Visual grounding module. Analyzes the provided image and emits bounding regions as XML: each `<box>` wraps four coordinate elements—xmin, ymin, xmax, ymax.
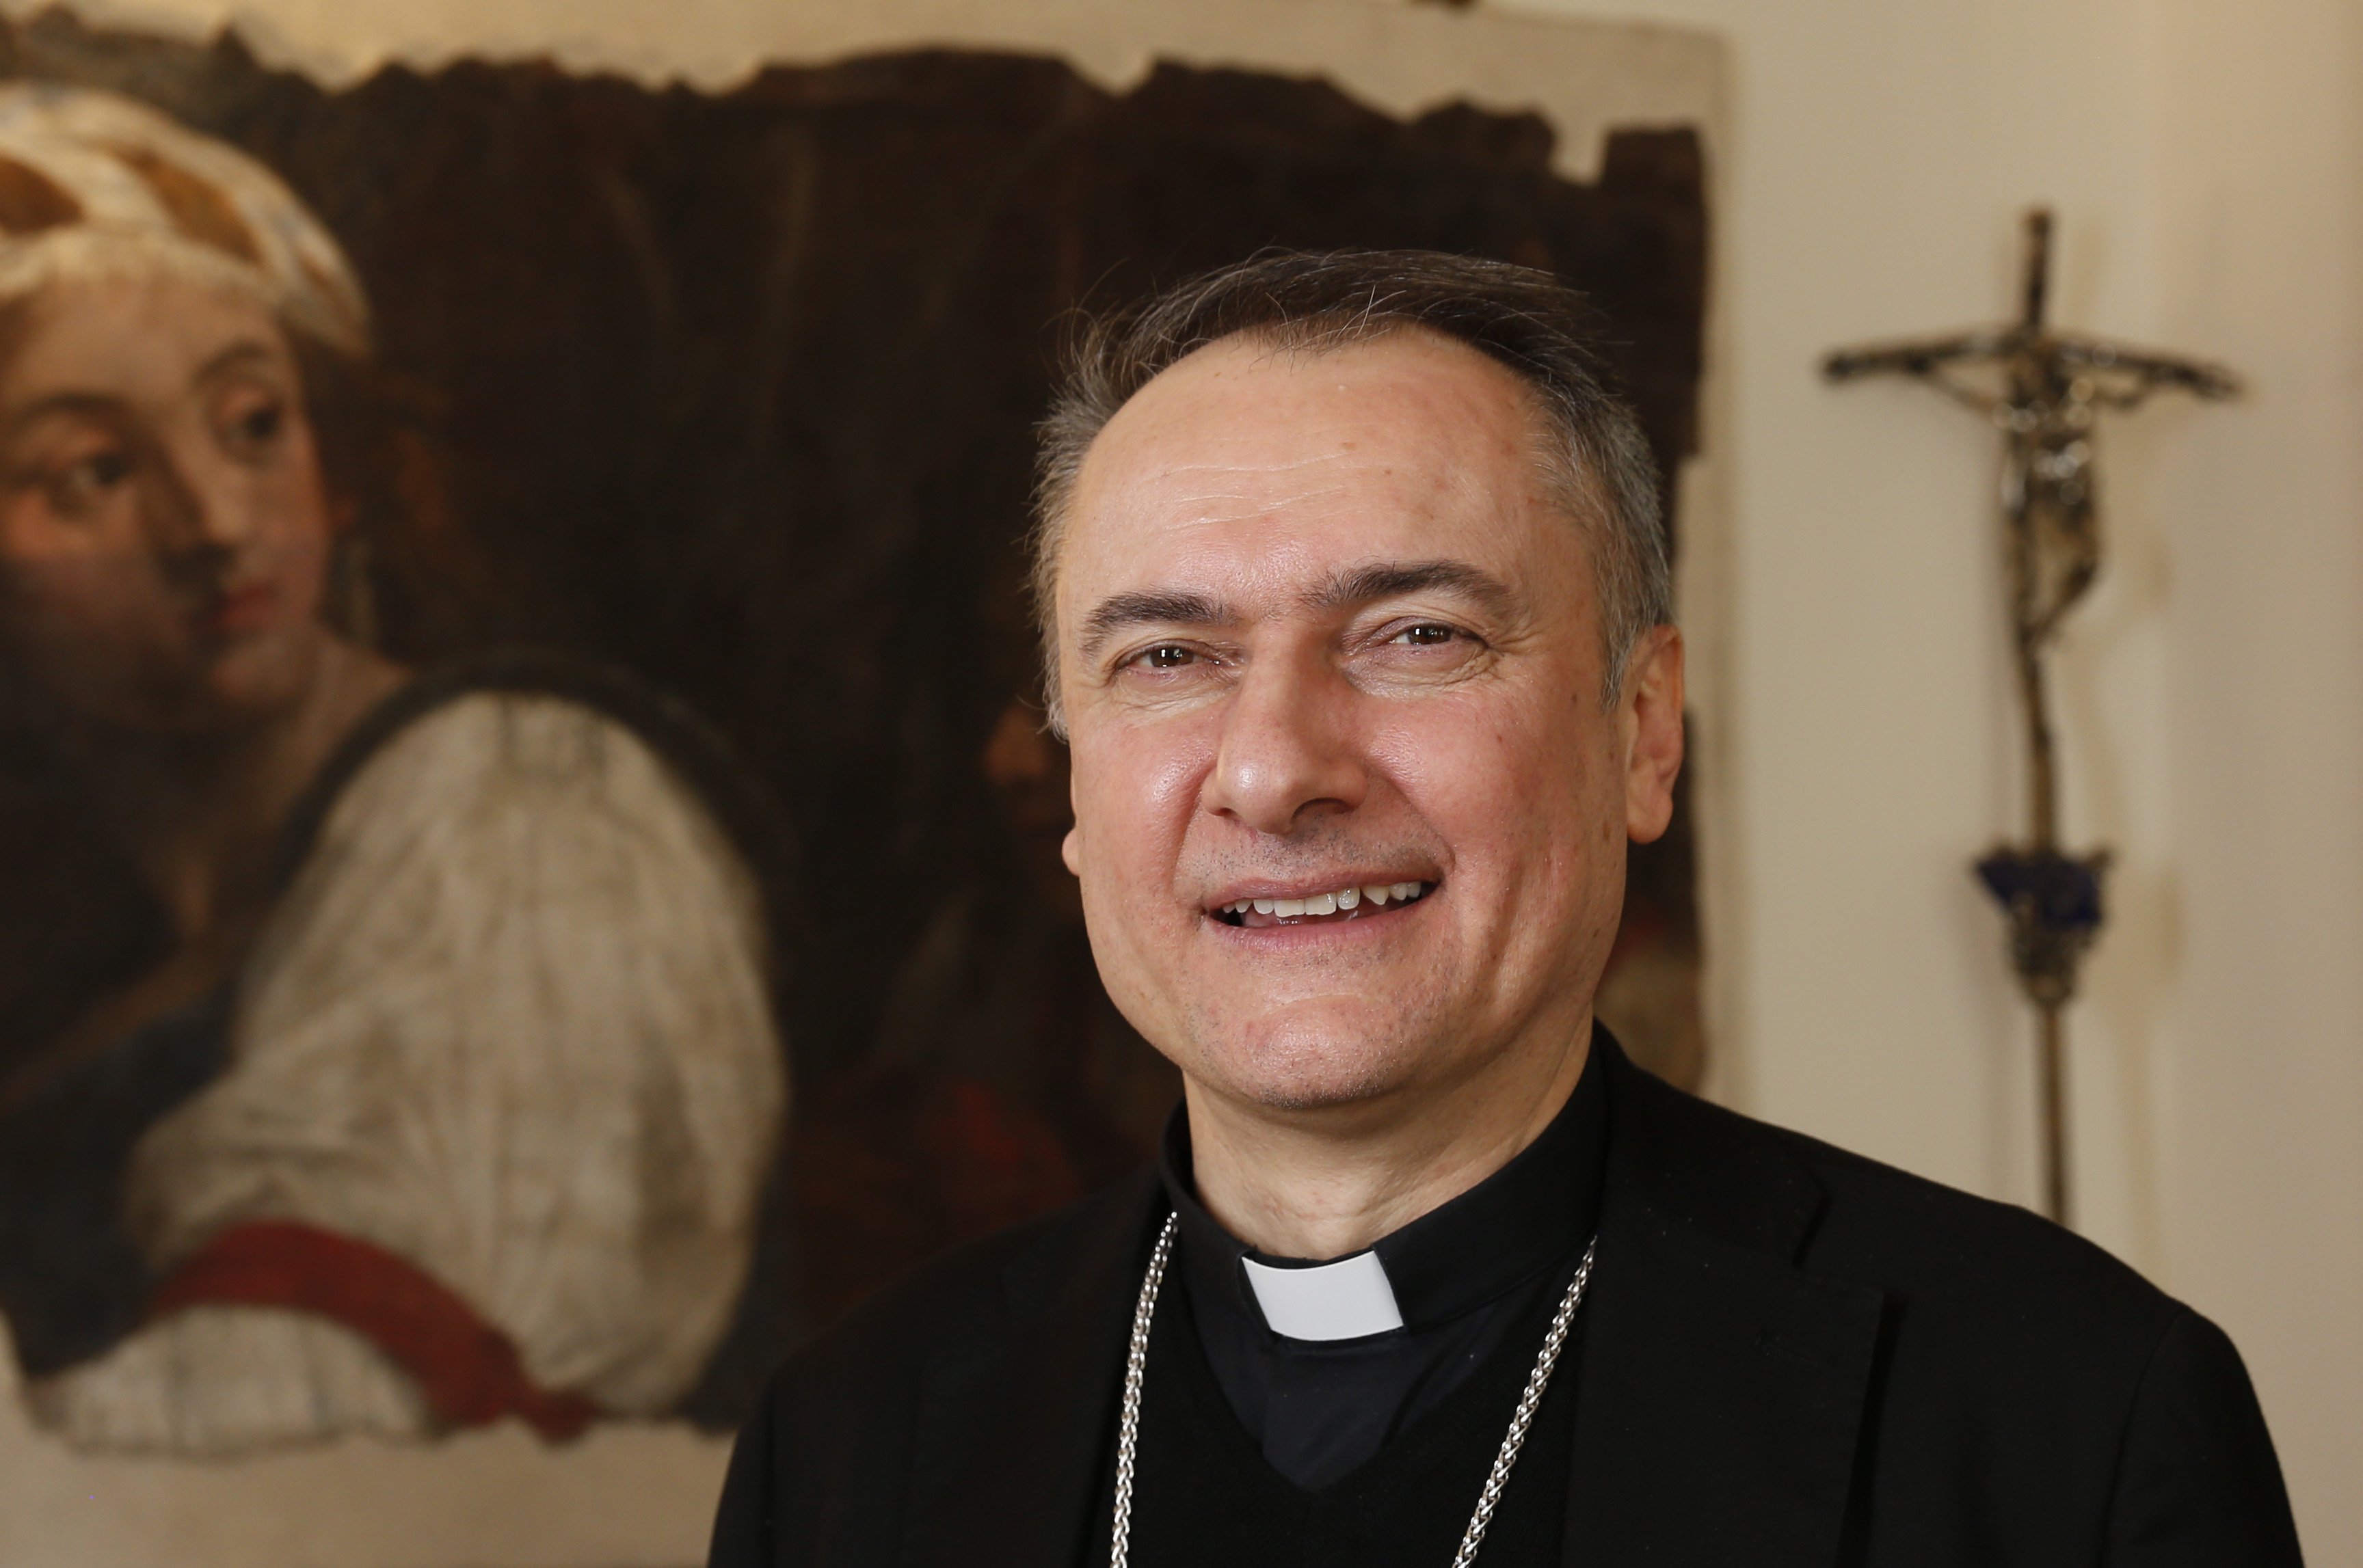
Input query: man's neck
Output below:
<box><xmin>1182</xmin><ymin>1021</ymin><xmax>1592</xmax><ymax>1260</ymax></box>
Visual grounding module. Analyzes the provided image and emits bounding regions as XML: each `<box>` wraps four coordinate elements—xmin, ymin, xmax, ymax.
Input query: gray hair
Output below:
<box><xmin>1029</xmin><ymin>249</ymin><xmax>1672</xmax><ymax>731</ymax></box>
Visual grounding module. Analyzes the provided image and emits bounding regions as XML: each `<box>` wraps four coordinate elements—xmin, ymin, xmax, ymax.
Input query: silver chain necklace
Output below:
<box><xmin>1108</xmin><ymin>1213</ymin><xmax>1598</xmax><ymax>1568</ymax></box>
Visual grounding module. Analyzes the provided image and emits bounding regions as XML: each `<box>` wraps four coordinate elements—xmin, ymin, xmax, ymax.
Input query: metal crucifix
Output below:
<box><xmin>1822</xmin><ymin>209</ymin><xmax>2239</xmax><ymax>1226</ymax></box>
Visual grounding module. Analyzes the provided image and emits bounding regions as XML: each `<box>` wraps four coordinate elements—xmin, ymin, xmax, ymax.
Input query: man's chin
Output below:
<box><xmin>1184</xmin><ymin>1027</ymin><xmax>1429</xmax><ymax>1117</ymax></box>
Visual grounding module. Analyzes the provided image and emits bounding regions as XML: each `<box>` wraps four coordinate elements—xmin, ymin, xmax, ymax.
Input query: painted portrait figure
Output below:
<box><xmin>0</xmin><ymin>85</ymin><xmax>786</xmax><ymax>1456</ymax></box>
<box><xmin>0</xmin><ymin>19</ymin><xmax>1711</xmax><ymax>1472</ymax></box>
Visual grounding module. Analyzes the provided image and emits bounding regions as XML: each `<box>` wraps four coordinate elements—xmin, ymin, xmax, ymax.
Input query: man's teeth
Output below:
<box><xmin>1225</xmin><ymin>882</ymin><xmax>1427</xmax><ymax>917</ymax></box>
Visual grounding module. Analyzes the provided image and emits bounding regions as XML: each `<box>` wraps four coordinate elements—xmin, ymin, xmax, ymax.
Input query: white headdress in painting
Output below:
<box><xmin>0</xmin><ymin>82</ymin><xmax>369</xmax><ymax>357</ymax></box>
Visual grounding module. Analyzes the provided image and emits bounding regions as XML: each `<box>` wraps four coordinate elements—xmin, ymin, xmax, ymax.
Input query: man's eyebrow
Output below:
<box><xmin>1077</xmin><ymin>589</ymin><xmax>1231</xmax><ymax>659</ymax></box>
<box><xmin>1303</xmin><ymin>560</ymin><xmax>1519</xmax><ymax>617</ymax></box>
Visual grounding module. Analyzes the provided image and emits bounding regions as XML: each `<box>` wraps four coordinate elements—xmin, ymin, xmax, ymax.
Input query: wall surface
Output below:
<box><xmin>1508</xmin><ymin>0</ymin><xmax>2362</xmax><ymax>1557</ymax></box>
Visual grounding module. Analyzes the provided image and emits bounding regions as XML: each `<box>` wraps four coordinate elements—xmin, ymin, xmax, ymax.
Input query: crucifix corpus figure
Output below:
<box><xmin>1823</xmin><ymin>208</ymin><xmax>2239</xmax><ymax>1226</ymax></box>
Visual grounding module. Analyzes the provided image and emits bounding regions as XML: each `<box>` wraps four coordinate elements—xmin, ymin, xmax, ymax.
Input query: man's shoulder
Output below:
<box><xmin>1601</xmin><ymin>1058</ymin><xmax>2297</xmax><ymax>1560</ymax></box>
<box><xmin>763</xmin><ymin>1170</ymin><xmax>1154</xmax><ymax>1421</ymax></box>
<box><xmin>1619</xmin><ymin>1059</ymin><xmax>2183</xmax><ymax>1367</ymax></box>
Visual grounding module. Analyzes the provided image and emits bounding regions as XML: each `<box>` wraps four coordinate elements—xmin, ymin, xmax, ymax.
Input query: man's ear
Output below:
<box><xmin>1063</xmin><ymin>767</ymin><xmax>1085</xmax><ymax>877</ymax></box>
<box><xmin>1623</xmin><ymin>625</ymin><xmax>1685</xmax><ymax>844</ymax></box>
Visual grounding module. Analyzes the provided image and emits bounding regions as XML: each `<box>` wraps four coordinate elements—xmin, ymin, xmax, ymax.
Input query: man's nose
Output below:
<box><xmin>1202</xmin><ymin>652</ymin><xmax>1368</xmax><ymax>837</ymax></box>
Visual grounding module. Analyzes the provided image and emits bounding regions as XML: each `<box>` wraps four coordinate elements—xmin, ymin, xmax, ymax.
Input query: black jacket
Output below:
<box><xmin>710</xmin><ymin>1040</ymin><xmax>2301</xmax><ymax>1565</ymax></box>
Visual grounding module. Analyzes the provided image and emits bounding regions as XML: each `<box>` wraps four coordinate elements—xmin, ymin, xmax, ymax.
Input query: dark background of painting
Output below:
<box><xmin>0</xmin><ymin>9</ymin><xmax>1705</xmax><ymax>1424</ymax></box>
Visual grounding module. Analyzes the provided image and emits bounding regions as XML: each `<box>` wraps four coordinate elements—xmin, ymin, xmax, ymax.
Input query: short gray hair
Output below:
<box><xmin>1030</xmin><ymin>249</ymin><xmax>1672</xmax><ymax>730</ymax></box>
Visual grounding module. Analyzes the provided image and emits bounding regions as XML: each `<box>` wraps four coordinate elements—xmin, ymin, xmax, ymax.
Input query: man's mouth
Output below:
<box><xmin>1211</xmin><ymin>880</ymin><xmax>1435</xmax><ymax>928</ymax></box>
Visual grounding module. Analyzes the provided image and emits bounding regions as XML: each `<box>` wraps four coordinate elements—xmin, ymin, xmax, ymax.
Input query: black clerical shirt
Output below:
<box><xmin>710</xmin><ymin>1031</ymin><xmax>2301</xmax><ymax>1568</ymax></box>
<box><xmin>1159</xmin><ymin>1048</ymin><xmax>1605</xmax><ymax>1489</ymax></box>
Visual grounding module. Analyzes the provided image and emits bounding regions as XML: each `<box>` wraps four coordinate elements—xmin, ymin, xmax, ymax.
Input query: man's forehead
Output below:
<box><xmin>1061</xmin><ymin>331</ymin><xmax>1553</xmax><ymax>586</ymax></box>
<box><xmin>1084</xmin><ymin>328</ymin><xmax>1538</xmax><ymax>483</ymax></box>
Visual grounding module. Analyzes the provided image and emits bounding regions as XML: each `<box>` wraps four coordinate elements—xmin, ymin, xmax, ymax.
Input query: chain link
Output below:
<box><xmin>1107</xmin><ymin>1214</ymin><xmax>1597</xmax><ymax>1568</ymax></box>
<box><xmin>1449</xmin><ymin>1236</ymin><xmax>1595</xmax><ymax>1567</ymax></box>
<box><xmin>1108</xmin><ymin>1214</ymin><xmax>1179</xmax><ymax>1568</ymax></box>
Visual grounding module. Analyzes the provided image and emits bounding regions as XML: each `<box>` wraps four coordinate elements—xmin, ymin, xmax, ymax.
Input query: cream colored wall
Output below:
<box><xmin>2141</xmin><ymin>3</ymin><xmax>2363</xmax><ymax>1559</ymax></box>
<box><xmin>1511</xmin><ymin>0</ymin><xmax>2363</xmax><ymax>1557</ymax></box>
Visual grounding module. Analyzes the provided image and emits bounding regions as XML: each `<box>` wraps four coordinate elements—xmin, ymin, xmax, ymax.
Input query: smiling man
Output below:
<box><xmin>710</xmin><ymin>252</ymin><xmax>2299</xmax><ymax>1567</ymax></box>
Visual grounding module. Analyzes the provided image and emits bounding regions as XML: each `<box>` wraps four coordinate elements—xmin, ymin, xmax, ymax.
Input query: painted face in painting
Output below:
<box><xmin>0</xmin><ymin>274</ymin><xmax>338</xmax><ymax>735</ymax></box>
<box><xmin>1054</xmin><ymin>328</ymin><xmax>1683</xmax><ymax>1119</ymax></box>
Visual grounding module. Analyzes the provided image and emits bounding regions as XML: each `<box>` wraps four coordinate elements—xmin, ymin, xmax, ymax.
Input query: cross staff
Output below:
<box><xmin>1822</xmin><ymin>208</ymin><xmax>2239</xmax><ymax>1226</ymax></box>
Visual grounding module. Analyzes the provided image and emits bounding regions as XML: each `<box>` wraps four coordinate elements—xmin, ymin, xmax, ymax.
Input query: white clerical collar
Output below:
<box><xmin>1241</xmin><ymin>1249</ymin><xmax>1405</xmax><ymax>1341</ymax></box>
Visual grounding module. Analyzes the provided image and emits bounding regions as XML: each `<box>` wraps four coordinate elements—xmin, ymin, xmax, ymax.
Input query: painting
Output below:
<box><xmin>0</xmin><ymin>1</ymin><xmax>1708</xmax><ymax>1472</ymax></box>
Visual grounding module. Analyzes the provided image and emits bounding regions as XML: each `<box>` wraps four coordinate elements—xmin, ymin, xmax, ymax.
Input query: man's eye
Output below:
<box><xmin>1115</xmin><ymin>642</ymin><xmax>1200</xmax><ymax>675</ymax></box>
<box><xmin>1393</xmin><ymin>623</ymin><xmax>1460</xmax><ymax>646</ymax></box>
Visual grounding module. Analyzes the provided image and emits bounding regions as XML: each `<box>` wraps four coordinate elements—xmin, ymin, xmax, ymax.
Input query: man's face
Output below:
<box><xmin>1055</xmin><ymin>329</ymin><xmax>1681</xmax><ymax>1120</ymax></box>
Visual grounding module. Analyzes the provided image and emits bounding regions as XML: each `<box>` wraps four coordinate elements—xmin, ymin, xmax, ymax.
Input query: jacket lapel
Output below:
<box><xmin>900</xmin><ymin>1170</ymin><xmax>1161</xmax><ymax>1568</ymax></box>
<box><xmin>1565</xmin><ymin>1045</ymin><xmax>1886</xmax><ymax>1565</ymax></box>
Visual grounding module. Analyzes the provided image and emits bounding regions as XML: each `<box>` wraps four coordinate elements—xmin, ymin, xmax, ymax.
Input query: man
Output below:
<box><xmin>710</xmin><ymin>251</ymin><xmax>2300</xmax><ymax>1565</ymax></box>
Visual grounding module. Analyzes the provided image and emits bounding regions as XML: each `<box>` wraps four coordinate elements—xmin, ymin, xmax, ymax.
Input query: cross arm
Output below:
<box><xmin>1820</xmin><ymin>326</ymin><xmax>2023</xmax><ymax>383</ymax></box>
<box><xmin>2044</xmin><ymin>333</ymin><xmax>2243</xmax><ymax>401</ymax></box>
